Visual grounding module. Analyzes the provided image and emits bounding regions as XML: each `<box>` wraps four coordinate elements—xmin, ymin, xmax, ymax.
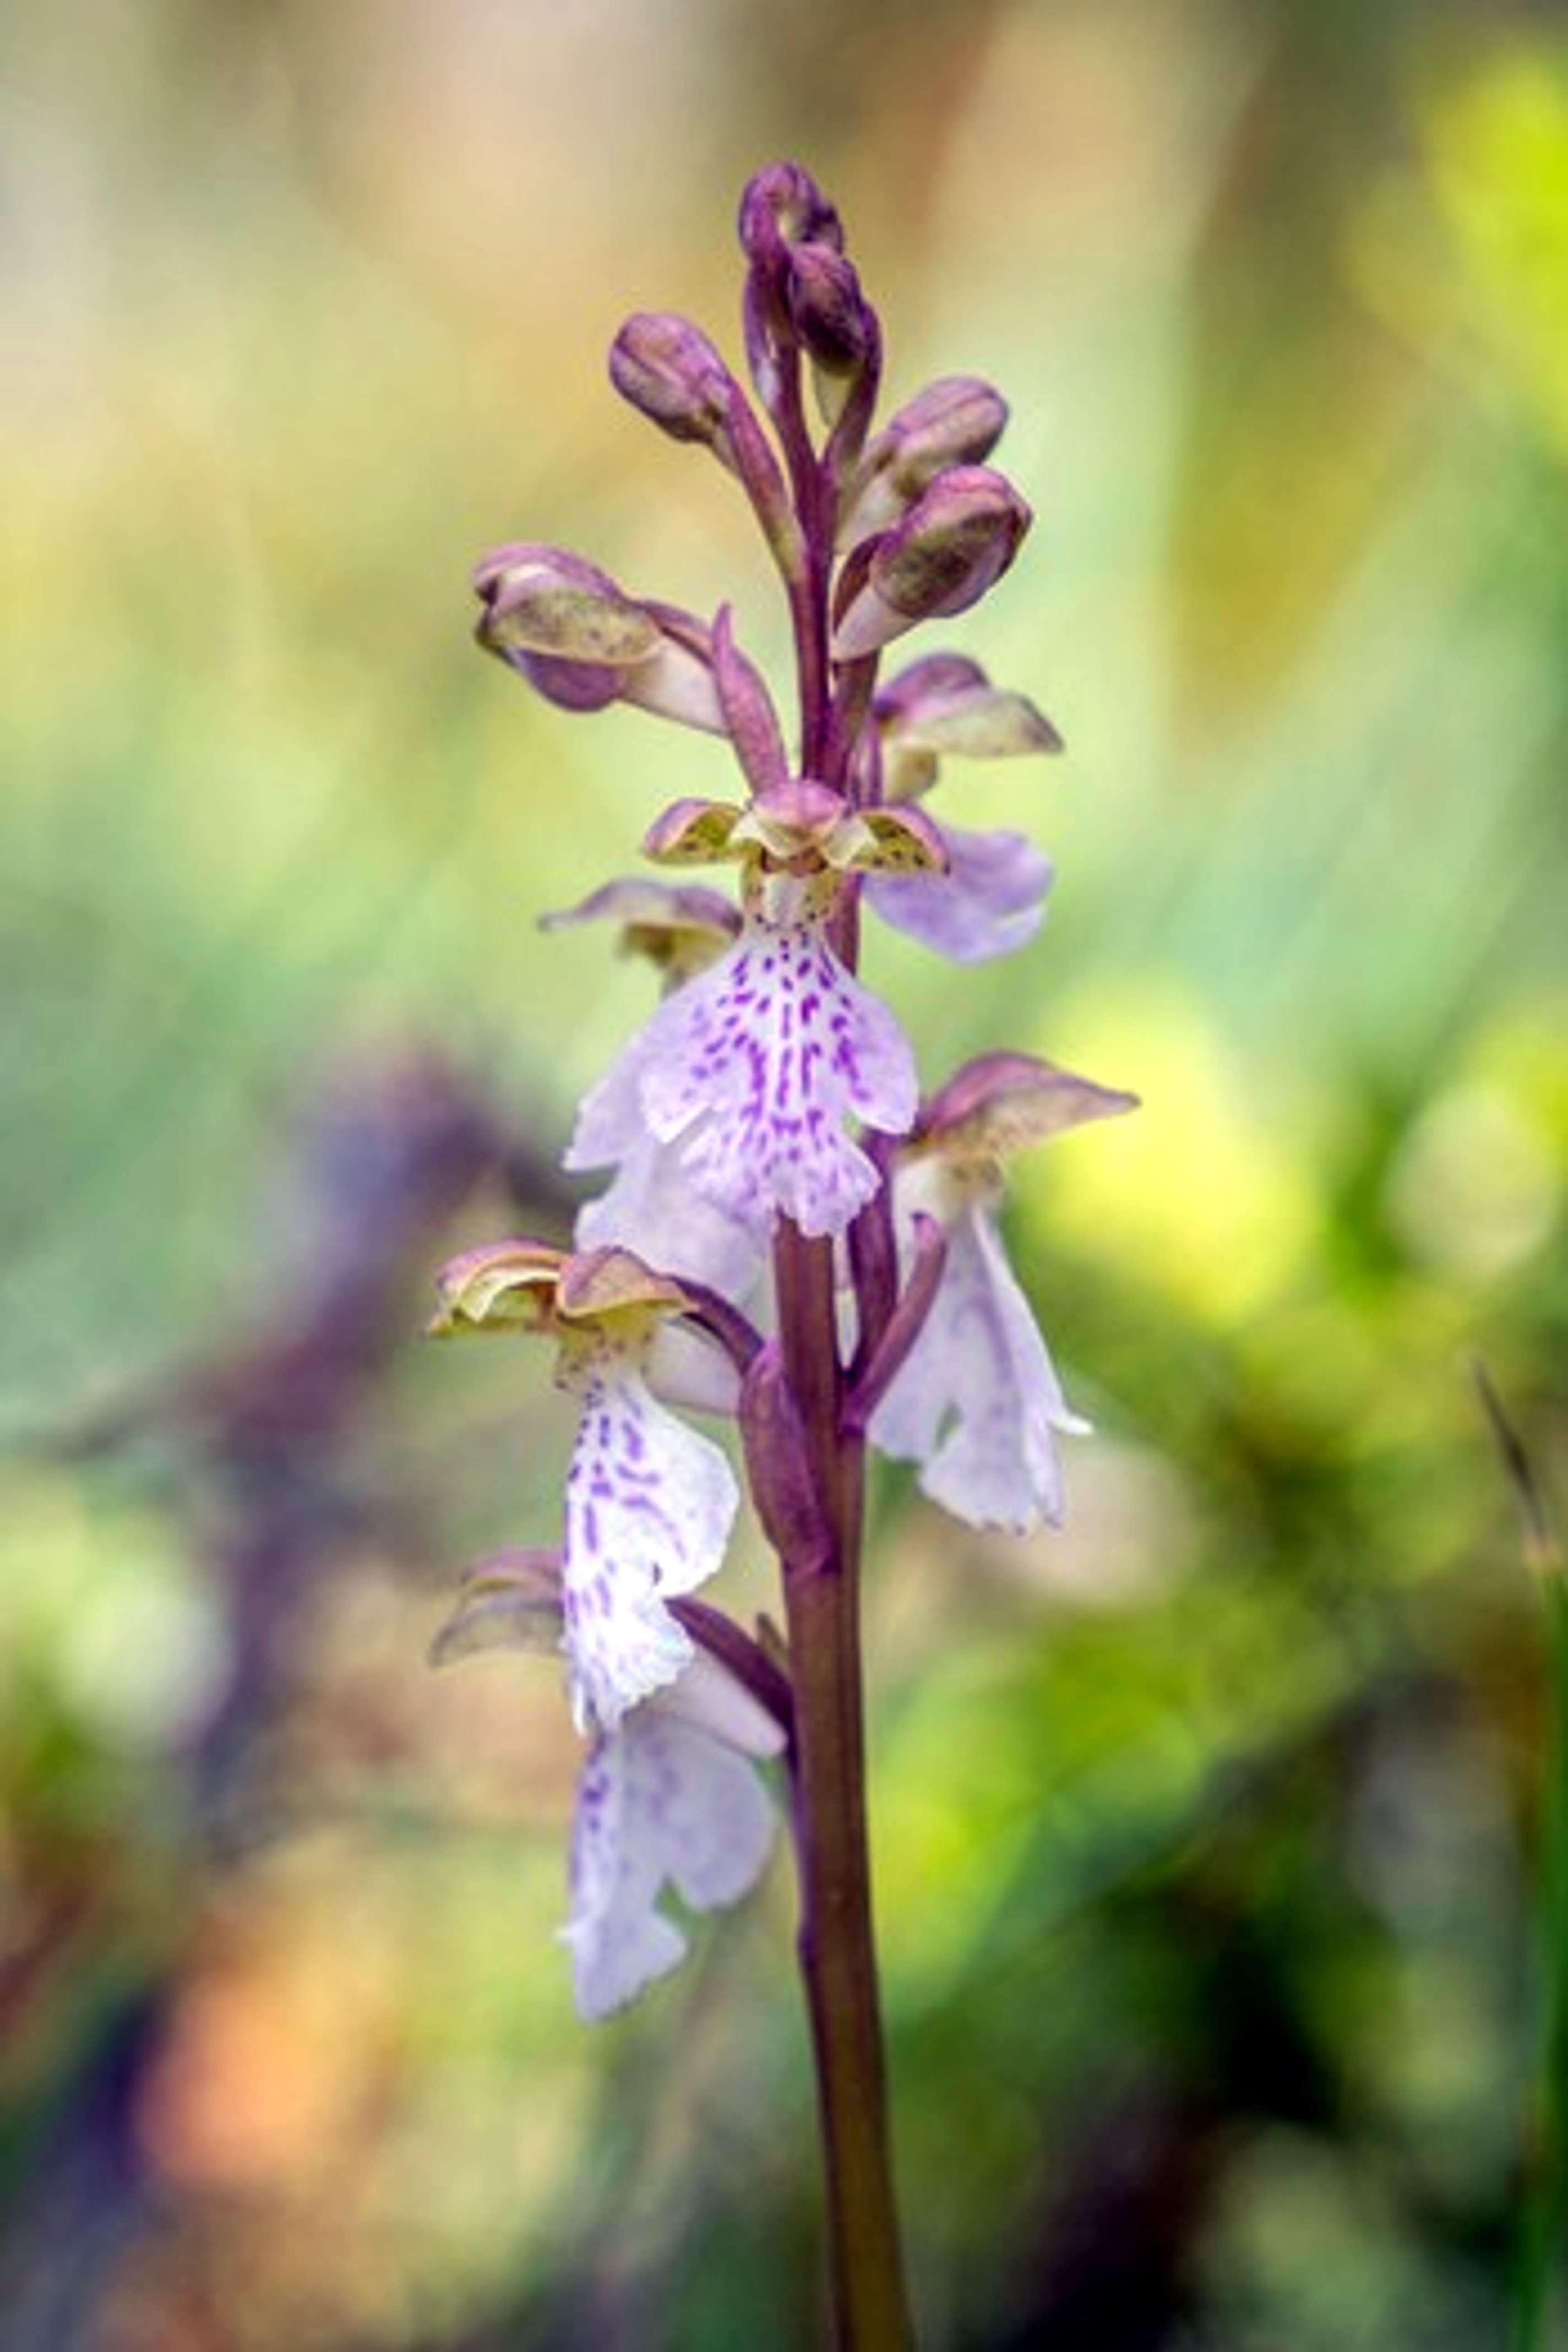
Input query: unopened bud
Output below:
<box><xmin>842</xmin><ymin>377</ymin><xmax>1009</xmax><ymax>541</ymax></box>
<box><xmin>474</xmin><ymin>548</ymin><xmax>725</xmax><ymax>732</ymax></box>
<box><xmin>787</xmin><ymin>245</ymin><xmax>874</xmax><ymax>377</ymax></box>
<box><xmin>738</xmin><ymin>160</ymin><xmax>842</xmax><ymax>268</ymax></box>
<box><xmin>786</xmin><ymin>243</ymin><xmax>881</xmax><ymax>432</ymax></box>
<box><xmin>739</xmin><ymin>160</ymin><xmax>845</xmax><ymax>412</ymax></box>
<box><xmin>832</xmin><ymin>466</ymin><xmax>1032</xmax><ymax>661</ymax></box>
<box><xmin>473</xmin><ymin>542</ymin><xmax>658</xmax><ymax>665</ymax></box>
<box><xmin>609</xmin><ymin>312</ymin><xmax>738</xmax><ymax>451</ymax></box>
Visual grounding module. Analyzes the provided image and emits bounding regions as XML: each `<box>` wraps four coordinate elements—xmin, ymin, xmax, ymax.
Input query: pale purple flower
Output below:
<box><xmin>547</xmin><ymin>878</ymin><xmax>763</xmax><ymax>1303</ymax></box>
<box><xmin>869</xmin><ymin>1166</ymin><xmax>1087</xmax><ymax>1532</ymax></box>
<box><xmin>865</xmin><ymin>820</ymin><xmax>1053</xmax><ymax>963</ymax></box>
<box><xmin>564</xmin><ymin>1655</ymin><xmax>784</xmax><ymax>2019</ymax></box>
<box><xmin>560</xmin><ymin>1334</ymin><xmax>739</xmax><ymax>1730</ymax></box>
<box><xmin>567</xmin><ymin>873</ymin><xmax>917</xmax><ymax>1241</ymax></box>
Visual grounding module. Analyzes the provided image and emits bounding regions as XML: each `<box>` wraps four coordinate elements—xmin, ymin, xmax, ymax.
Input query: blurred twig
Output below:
<box><xmin>1474</xmin><ymin>1358</ymin><xmax>1562</xmax><ymax>1582</ymax></box>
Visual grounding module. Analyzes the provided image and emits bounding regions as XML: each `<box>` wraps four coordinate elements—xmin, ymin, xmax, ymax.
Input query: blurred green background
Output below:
<box><xmin>3</xmin><ymin>1</ymin><xmax>1566</xmax><ymax>2345</ymax></box>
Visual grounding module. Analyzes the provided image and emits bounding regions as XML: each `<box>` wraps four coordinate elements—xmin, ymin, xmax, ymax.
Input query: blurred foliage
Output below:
<box><xmin>3</xmin><ymin>0</ymin><xmax>1566</xmax><ymax>2345</ymax></box>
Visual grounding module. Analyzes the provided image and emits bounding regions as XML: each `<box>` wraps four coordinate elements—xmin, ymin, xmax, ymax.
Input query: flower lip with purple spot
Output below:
<box><xmin>567</xmin><ymin>884</ymin><xmax>917</xmax><ymax>1242</ymax></box>
<box><xmin>558</xmin><ymin>1341</ymin><xmax>739</xmax><ymax>1732</ymax></box>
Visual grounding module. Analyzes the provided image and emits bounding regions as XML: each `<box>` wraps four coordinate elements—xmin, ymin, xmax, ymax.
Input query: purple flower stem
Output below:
<box><xmin>771</xmin><ymin>519</ymin><xmax>912</xmax><ymax>2340</ymax></box>
<box><xmin>775</xmin><ymin>1216</ymin><xmax>914</xmax><ymax>2350</ymax></box>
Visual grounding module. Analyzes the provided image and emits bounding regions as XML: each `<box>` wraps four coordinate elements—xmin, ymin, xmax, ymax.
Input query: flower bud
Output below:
<box><xmin>473</xmin><ymin>547</ymin><xmax>726</xmax><ymax>732</ymax></box>
<box><xmin>841</xmin><ymin>377</ymin><xmax>1009</xmax><ymax>541</ymax></box>
<box><xmin>785</xmin><ymin>243</ymin><xmax>881</xmax><ymax>433</ymax></box>
<box><xmin>786</xmin><ymin>245</ymin><xmax>874</xmax><ymax>378</ymax></box>
<box><xmin>831</xmin><ymin>466</ymin><xmax>1032</xmax><ymax>661</ymax></box>
<box><xmin>739</xmin><ymin>161</ymin><xmax>845</xmax><ymax>411</ymax></box>
<box><xmin>738</xmin><ymin>160</ymin><xmax>842</xmax><ymax>269</ymax></box>
<box><xmin>609</xmin><ymin>312</ymin><xmax>738</xmax><ymax>451</ymax></box>
<box><xmin>473</xmin><ymin>543</ymin><xmax>660</xmax><ymax>665</ymax></box>
<box><xmin>611</xmin><ymin>327</ymin><xmax>802</xmax><ymax>559</ymax></box>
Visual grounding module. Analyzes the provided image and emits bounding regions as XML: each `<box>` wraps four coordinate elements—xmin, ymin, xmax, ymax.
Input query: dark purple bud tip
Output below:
<box><xmin>786</xmin><ymin>245</ymin><xmax>875</xmax><ymax>377</ymax></box>
<box><xmin>609</xmin><ymin>313</ymin><xmax>738</xmax><ymax>449</ymax></box>
<box><xmin>738</xmin><ymin>161</ymin><xmax>843</xmax><ymax>264</ymax></box>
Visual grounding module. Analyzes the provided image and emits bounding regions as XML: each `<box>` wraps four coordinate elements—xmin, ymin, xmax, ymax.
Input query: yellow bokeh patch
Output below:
<box><xmin>1013</xmin><ymin>986</ymin><xmax>1321</xmax><ymax>1329</ymax></box>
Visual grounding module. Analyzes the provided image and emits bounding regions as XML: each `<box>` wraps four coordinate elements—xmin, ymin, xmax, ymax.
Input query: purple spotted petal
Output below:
<box><xmin>869</xmin><ymin>1191</ymin><xmax>1087</xmax><ymax>1532</ymax></box>
<box><xmin>865</xmin><ymin>821</ymin><xmax>1052</xmax><ymax>963</ymax></box>
<box><xmin>568</xmin><ymin>905</ymin><xmax>917</xmax><ymax>1240</ymax></box>
<box><xmin>562</xmin><ymin>1361</ymin><xmax>738</xmax><ymax>1730</ymax></box>
<box><xmin>562</xmin><ymin>1673</ymin><xmax>781</xmax><ymax>2019</ymax></box>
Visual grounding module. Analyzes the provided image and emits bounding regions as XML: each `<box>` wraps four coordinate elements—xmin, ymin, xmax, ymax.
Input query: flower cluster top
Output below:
<box><xmin>434</xmin><ymin>162</ymin><xmax>1134</xmax><ymax>2018</ymax></box>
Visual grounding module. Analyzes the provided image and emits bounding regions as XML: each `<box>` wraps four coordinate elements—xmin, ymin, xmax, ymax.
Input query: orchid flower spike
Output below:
<box><xmin>438</xmin><ymin>156</ymin><xmax>1134</xmax><ymax>2146</ymax></box>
